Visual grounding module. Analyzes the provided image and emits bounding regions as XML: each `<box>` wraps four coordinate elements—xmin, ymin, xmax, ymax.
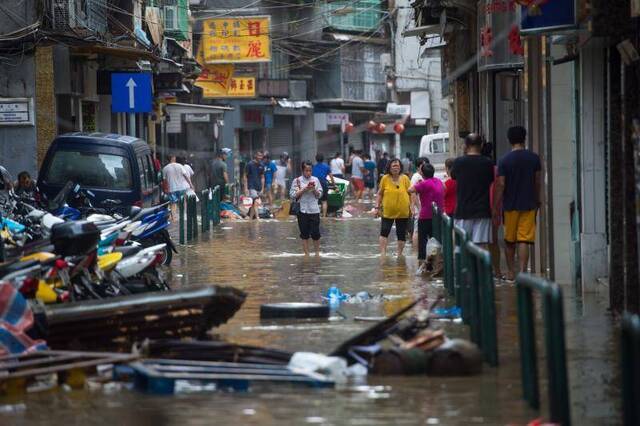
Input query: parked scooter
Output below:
<box><xmin>46</xmin><ymin>182</ymin><xmax>176</xmax><ymax>265</ymax></box>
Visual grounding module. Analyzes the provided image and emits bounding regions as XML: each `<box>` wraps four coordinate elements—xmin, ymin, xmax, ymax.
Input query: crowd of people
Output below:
<box><xmin>371</xmin><ymin>125</ymin><xmax>540</xmax><ymax>281</ymax></box>
<box><xmin>158</xmin><ymin>125</ymin><xmax>540</xmax><ymax>276</ymax></box>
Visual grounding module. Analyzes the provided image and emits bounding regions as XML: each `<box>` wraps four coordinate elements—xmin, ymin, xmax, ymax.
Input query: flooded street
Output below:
<box><xmin>2</xmin><ymin>217</ymin><xmax>621</xmax><ymax>425</ymax></box>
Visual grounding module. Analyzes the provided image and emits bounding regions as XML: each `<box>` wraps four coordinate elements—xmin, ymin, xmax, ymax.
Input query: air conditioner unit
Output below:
<box><xmin>50</xmin><ymin>0</ymin><xmax>95</xmax><ymax>31</ymax></box>
<box><xmin>164</xmin><ymin>6</ymin><xmax>179</xmax><ymax>31</ymax></box>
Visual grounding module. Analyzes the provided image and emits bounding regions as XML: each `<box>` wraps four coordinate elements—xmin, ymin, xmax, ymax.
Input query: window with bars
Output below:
<box><xmin>322</xmin><ymin>0</ymin><xmax>383</xmax><ymax>33</ymax></box>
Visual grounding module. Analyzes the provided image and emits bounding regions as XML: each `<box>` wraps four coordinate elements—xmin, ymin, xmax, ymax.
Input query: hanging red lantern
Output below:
<box><xmin>393</xmin><ymin>123</ymin><xmax>405</xmax><ymax>134</ymax></box>
<box><xmin>367</xmin><ymin>120</ymin><xmax>377</xmax><ymax>130</ymax></box>
<box><xmin>376</xmin><ymin>122</ymin><xmax>387</xmax><ymax>133</ymax></box>
<box><xmin>344</xmin><ymin>122</ymin><xmax>354</xmax><ymax>133</ymax></box>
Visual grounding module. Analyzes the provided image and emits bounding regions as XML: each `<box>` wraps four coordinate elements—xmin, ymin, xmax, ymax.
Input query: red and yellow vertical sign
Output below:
<box><xmin>202</xmin><ymin>16</ymin><xmax>271</xmax><ymax>63</ymax></box>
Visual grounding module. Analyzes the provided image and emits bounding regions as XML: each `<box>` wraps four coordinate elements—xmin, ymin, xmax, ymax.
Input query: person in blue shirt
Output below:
<box><xmin>312</xmin><ymin>153</ymin><xmax>334</xmax><ymax>217</ymax></box>
<box><xmin>363</xmin><ymin>153</ymin><xmax>377</xmax><ymax>200</ymax></box>
<box><xmin>263</xmin><ymin>153</ymin><xmax>277</xmax><ymax>205</ymax></box>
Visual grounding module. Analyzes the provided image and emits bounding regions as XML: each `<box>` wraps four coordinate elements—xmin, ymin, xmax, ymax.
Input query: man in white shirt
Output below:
<box><xmin>330</xmin><ymin>152</ymin><xmax>345</xmax><ymax>179</ymax></box>
<box><xmin>163</xmin><ymin>156</ymin><xmax>192</xmax><ymax>216</ymax></box>
<box><xmin>350</xmin><ymin>150</ymin><xmax>365</xmax><ymax>202</ymax></box>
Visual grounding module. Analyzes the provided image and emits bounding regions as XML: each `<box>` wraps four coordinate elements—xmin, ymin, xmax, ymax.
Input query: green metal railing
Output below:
<box><xmin>466</xmin><ymin>241</ymin><xmax>498</xmax><ymax>367</ymax></box>
<box><xmin>453</xmin><ymin>224</ymin><xmax>470</xmax><ymax>323</ymax></box>
<box><xmin>431</xmin><ymin>203</ymin><xmax>497</xmax><ymax>366</ymax></box>
<box><xmin>441</xmin><ymin>214</ymin><xmax>454</xmax><ymax>297</ymax></box>
<box><xmin>622</xmin><ymin>313</ymin><xmax>640</xmax><ymax>426</ymax></box>
<box><xmin>516</xmin><ymin>273</ymin><xmax>570</xmax><ymax>425</ymax></box>
<box><xmin>178</xmin><ymin>186</ymin><xmax>222</xmax><ymax>244</ymax></box>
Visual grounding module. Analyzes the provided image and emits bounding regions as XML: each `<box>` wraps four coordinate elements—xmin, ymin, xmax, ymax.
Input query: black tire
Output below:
<box><xmin>159</xmin><ymin>243</ymin><xmax>173</xmax><ymax>266</ymax></box>
<box><xmin>260</xmin><ymin>302</ymin><xmax>330</xmax><ymax>320</ymax></box>
<box><xmin>140</xmin><ymin>233</ymin><xmax>174</xmax><ymax>266</ymax></box>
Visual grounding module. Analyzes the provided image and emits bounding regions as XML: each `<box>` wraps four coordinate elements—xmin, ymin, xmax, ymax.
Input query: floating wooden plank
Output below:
<box><xmin>32</xmin><ymin>285</ymin><xmax>246</xmax><ymax>351</ymax></box>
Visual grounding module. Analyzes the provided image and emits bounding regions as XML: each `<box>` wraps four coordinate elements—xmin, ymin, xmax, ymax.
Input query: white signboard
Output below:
<box><xmin>327</xmin><ymin>112</ymin><xmax>349</xmax><ymax>125</ymax></box>
<box><xmin>185</xmin><ymin>113</ymin><xmax>210</xmax><ymax>122</ymax></box>
<box><xmin>386</xmin><ymin>103</ymin><xmax>411</xmax><ymax>116</ymax></box>
<box><xmin>0</xmin><ymin>98</ymin><xmax>34</xmax><ymax>126</ymax></box>
<box><xmin>314</xmin><ymin>113</ymin><xmax>328</xmax><ymax>131</ymax></box>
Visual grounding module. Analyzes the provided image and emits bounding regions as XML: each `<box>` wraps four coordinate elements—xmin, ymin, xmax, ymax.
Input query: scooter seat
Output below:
<box><xmin>0</xmin><ymin>259</ymin><xmax>40</xmax><ymax>278</ymax></box>
<box><xmin>114</xmin><ymin>245</ymin><xmax>142</xmax><ymax>258</ymax></box>
<box><xmin>130</xmin><ymin>202</ymin><xmax>170</xmax><ymax>221</ymax></box>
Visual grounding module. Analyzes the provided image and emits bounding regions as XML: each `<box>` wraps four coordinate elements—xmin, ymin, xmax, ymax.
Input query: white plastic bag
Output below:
<box><xmin>185</xmin><ymin>188</ymin><xmax>199</xmax><ymax>202</ymax></box>
<box><xmin>288</xmin><ymin>352</ymin><xmax>348</xmax><ymax>383</ymax></box>
<box><xmin>427</xmin><ymin>237</ymin><xmax>442</xmax><ymax>257</ymax></box>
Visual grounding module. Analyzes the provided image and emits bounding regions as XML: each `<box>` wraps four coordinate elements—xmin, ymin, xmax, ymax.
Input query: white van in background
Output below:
<box><xmin>418</xmin><ymin>132</ymin><xmax>450</xmax><ymax>181</ymax></box>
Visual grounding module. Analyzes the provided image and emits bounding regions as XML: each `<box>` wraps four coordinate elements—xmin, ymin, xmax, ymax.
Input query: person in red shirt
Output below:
<box><xmin>443</xmin><ymin>158</ymin><xmax>457</xmax><ymax>216</ymax></box>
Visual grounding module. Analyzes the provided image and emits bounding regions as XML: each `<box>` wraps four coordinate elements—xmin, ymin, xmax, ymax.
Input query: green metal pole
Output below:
<box><xmin>479</xmin><ymin>251</ymin><xmax>498</xmax><ymax>366</ymax></box>
<box><xmin>517</xmin><ymin>280</ymin><xmax>540</xmax><ymax>409</ymax></box>
<box><xmin>465</xmin><ymin>242</ymin><xmax>481</xmax><ymax>347</ymax></box>
<box><xmin>179</xmin><ymin>197</ymin><xmax>185</xmax><ymax>245</ymax></box>
<box><xmin>192</xmin><ymin>196</ymin><xmax>198</xmax><ymax>238</ymax></box>
<box><xmin>545</xmin><ymin>285</ymin><xmax>570</xmax><ymax>425</ymax></box>
<box><xmin>215</xmin><ymin>186</ymin><xmax>221</xmax><ymax>226</ymax></box>
<box><xmin>207</xmin><ymin>188</ymin><xmax>216</xmax><ymax>228</ymax></box>
<box><xmin>443</xmin><ymin>215</ymin><xmax>454</xmax><ymax>296</ymax></box>
<box><xmin>454</xmin><ymin>233</ymin><xmax>462</xmax><ymax>308</ymax></box>
<box><xmin>622</xmin><ymin>314</ymin><xmax>640</xmax><ymax>426</ymax></box>
<box><xmin>455</xmin><ymin>226</ymin><xmax>470</xmax><ymax>323</ymax></box>
<box><xmin>201</xmin><ymin>190</ymin><xmax>207</xmax><ymax>233</ymax></box>
<box><xmin>186</xmin><ymin>196</ymin><xmax>192</xmax><ymax>241</ymax></box>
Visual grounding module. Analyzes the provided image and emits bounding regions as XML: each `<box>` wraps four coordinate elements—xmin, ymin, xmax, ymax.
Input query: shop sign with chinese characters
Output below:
<box><xmin>477</xmin><ymin>0</ymin><xmax>524</xmax><ymax>72</ymax></box>
<box><xmin>0</xmin><ymin>98</ymin><xmax>34</xmax><ymax>126</ymax></box>
<box><xmin>518</xmin><ymin>0</ymin><xmax>576</xmax><ymax>34</ymax></box>
<box><xmin>202</xmin><ymin>16</ymin><xmax>271</xmax><ymax>63</ymax></box>
<box><xmin>195</xmin><ymin>64</ymin><xmax>256</xmax><ymax>98</ymax></box>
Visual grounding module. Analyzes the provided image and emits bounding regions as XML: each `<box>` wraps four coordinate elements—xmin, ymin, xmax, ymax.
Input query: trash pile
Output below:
<box><xmin>328</xmin><ymin>296</ymin><xmax>482</xmax><ymax>377</ymax></box>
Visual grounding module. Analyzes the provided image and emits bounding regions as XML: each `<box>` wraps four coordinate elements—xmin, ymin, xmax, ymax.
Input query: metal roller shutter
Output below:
<box><xmin>268</xmin><ymin>115</ymin><xmax>293</xmax><ymax>156</ymax></box>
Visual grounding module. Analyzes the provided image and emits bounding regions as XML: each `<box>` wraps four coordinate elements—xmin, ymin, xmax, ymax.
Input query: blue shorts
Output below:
<box><xmin>169</xmin><ymin>190</ymin><xmax>185</xmax><ymax>203</ymax></box>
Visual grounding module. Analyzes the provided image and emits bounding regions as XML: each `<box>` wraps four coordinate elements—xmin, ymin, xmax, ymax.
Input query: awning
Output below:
<box><xmin>420</xmin><ymin>36</ymin><xmax>447</xmax><ymax>55</ymax></box>
<box><xmin>326</xmin><ymin>33</ymin><xmax>389</xmax><ymax>46</ymax></box>
<box><xmin>71</xmin><ymin>45</ymin><xmax>160</xmax><ymax>62</ymax></box>
<box><xmin>277</xmin><ymin>100</ymin><xmax>313</xmax><ymax>109</ymax></box>
<box><xmin>165</xmin><ymin>102</ymin><xmax>233</xmax><ymax>115</ymax></box>
<box><xmin>402</xmin><ymin>24</ymin><xmax>440</xmax><ymax>38</ymax></box>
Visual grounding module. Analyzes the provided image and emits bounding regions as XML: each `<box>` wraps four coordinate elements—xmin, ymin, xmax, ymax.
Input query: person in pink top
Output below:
<box><xmin>408</xmin><ymin>162</ymin><xmax>444</xmax><ymax>272</ymax></box>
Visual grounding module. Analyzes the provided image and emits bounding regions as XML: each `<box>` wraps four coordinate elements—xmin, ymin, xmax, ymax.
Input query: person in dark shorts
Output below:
<box><xmin>312</xmin><ymin>153</ymin><xmax>334</xmax><ymax>217</ymax></box>
<box><xmin>290</xmin><ymin>161</ymin><xmax>323</xmax><ymax>256</ymax></box>
<box><xmin>373</xmin><ymin>159</ymin><xmax>412</xmax><ymax>257</ymax></box>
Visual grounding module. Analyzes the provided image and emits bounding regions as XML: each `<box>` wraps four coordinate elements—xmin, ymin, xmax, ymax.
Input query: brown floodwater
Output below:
<box><xmin>0</xmin><ymin>217</ymin><xmax>621</xmax><ymax>425</ymax></box>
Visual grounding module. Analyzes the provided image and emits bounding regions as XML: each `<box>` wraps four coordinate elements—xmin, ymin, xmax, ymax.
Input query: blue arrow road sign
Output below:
<box><xmin>111</xmin><ymin>73</ymin><xmax>152</xmax><ymax>113</ymax></box>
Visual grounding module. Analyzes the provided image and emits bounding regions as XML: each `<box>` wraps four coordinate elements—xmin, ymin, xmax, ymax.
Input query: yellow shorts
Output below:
<box><xmin>503</xmin><ymin>210</ymin><xmax>537</xmax><ymax>243</ymax></box>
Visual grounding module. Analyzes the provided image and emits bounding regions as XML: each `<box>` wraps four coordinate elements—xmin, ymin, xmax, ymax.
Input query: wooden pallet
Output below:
<box><xmin>0</xmin><ymin>350</ymin><xmax>139</xmax><ymax>395</ymax></box>
<box><xmin>128</xmin><ymin>358</ymin><xmax>335</xmax><ymax>394</ymax></box>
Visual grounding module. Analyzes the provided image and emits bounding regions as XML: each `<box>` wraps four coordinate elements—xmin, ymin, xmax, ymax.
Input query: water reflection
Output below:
<box><xmin>0</xmin><ymin>218</ymin><xmax>620</xmax><ymax>425</ymax></box>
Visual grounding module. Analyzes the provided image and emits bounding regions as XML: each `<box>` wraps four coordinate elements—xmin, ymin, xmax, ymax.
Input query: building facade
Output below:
<box><xmin>0</xmin><ymin>0</ymin><xmax>210</xmax><ymax>181</ymax></box>
<box><xmin>410</xmin><ymin>0</ymin><xmax>640</xmax><ymax>312</ymax></box>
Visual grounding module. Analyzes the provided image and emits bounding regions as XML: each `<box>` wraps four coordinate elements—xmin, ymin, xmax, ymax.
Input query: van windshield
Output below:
<box><xmin>44</xmin><ymin>150</ymin><xmax>133</xmax><ymax>189</ymax></box>
<box><xmin>430</xmin><ymin>138</ymin><xmax>449</xmax><ymax>154</ymax></box>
